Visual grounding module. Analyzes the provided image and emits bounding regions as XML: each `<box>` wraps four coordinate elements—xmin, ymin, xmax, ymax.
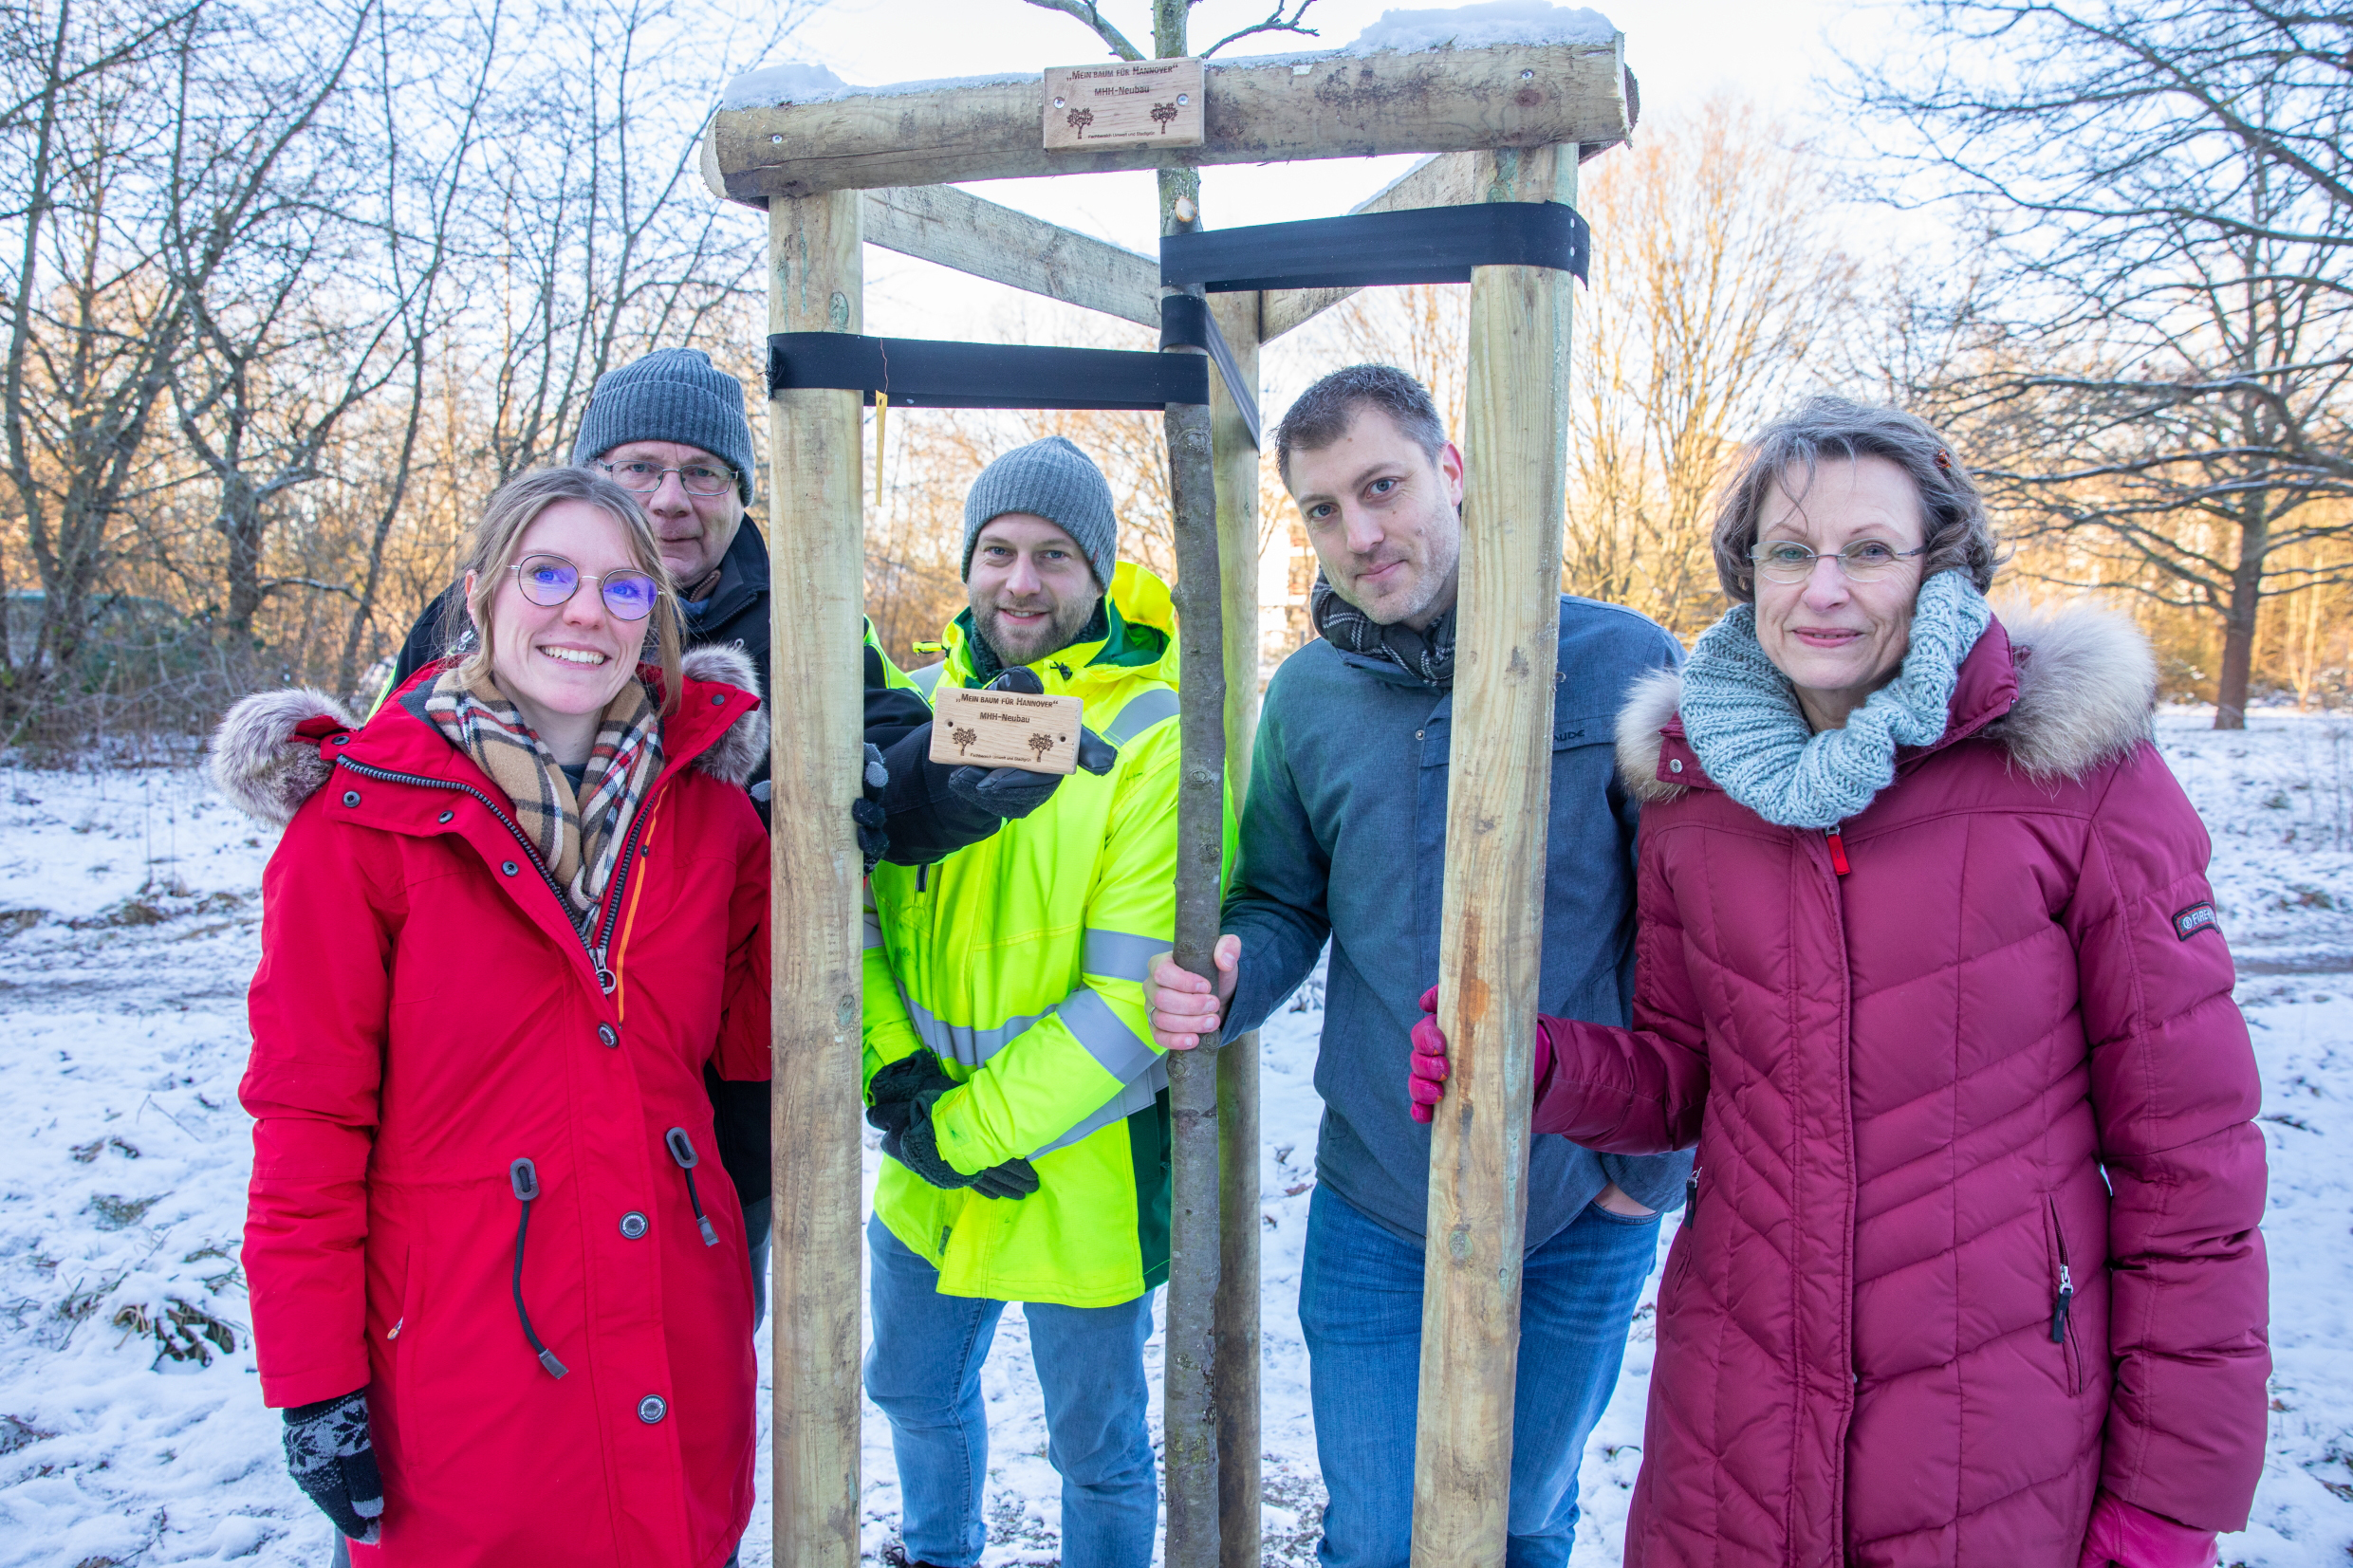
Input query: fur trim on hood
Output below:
<box><xmin>208</xmin><ymin>645</ymin><xmax>769</xmax><ymax>825</ymax></box>
<box><xmin>206</xmin><ymin>688</ymin><xmax>362</xmax><ymax>827</ymax></box>
<box><xmin>677</xmin><ymin>642</ymin><xmax>769</xmax><ymax>787</ymax></box>
<box><xmin>1617</xmin><ymin>600</ymin><xmax>2158</xmax><ymax>805</ymax></box>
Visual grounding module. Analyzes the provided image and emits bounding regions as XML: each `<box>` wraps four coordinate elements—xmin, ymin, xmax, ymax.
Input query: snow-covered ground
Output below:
<box><xmin>0</xmin><ymin>707</ymin><xmax>2348</xmax><ymax>1567</ymax></box>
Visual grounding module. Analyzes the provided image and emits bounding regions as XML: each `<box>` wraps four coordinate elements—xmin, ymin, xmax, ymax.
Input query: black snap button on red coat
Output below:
<box><xmin>500</xmin><ymin>860</ymin><xmax>518</xmax><ymax>876</ymax></box>
<box><xmin>342</xmin><ymin>790</ymin><xmax>361</xmax><ymax>807</ymax></box>
<box><xmin>620</xmin><ymin>1212</ymin><xmax>648</xmax><ymax>1239</ymax></box>
<box><xmin>436</xmin><ymin>809</ymin><xmax>454</xmax><ymax>824</ymax></box>
<box><xmin>637</xmin><ymin>1394</ymin><xmax>667</xmax><ymax>1424</ymax></box>
<box><xmin>598</xmin><ymin>1023</ymin><xmax>619</xmax><ymax>1048</ymax></box>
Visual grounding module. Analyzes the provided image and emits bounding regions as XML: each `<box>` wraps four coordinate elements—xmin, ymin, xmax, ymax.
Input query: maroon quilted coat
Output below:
<box><xmin>1537</xmin><ymin>603</ymin><xmax>2269</xmax><ymax>1565</ymax></box>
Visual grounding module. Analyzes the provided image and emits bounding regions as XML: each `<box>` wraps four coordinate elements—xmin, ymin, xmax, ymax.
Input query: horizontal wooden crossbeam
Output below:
<box><xmin>862</xmin><ymin>184</ymin><xmax>1159</xmax><ymax>328</ymax></box>
<box><xmin>703</xmin><ymin>40</ymin><xmax>1628</xmax><ymax>202</ymax></box>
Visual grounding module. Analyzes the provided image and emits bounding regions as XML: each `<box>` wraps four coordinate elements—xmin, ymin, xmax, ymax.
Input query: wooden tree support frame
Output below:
<box><xmin>730</xmin><ymin>37</ymin><xmax>1626</xmax><ymax>1568</ymax></box>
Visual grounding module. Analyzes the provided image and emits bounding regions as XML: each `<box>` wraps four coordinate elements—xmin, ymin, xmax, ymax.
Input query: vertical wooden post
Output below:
<box><xmin>1161</xmin><ymin>168</ymin><xmax>1224</xmax><ymax>1568</ymax></box>
<box><xmin>1409</xmin><ymin>143</ymin><xmax>1578</xmax><ymax>1568</ymax></box>
<box><xmin>1208</xmin><ymin>288</ymin><xmax>1262</xmax><ymax>1568</ymax></box>
<box><xmin>766</xmin><ymin>189</ymin><xmax>865</xmax><ymax>1568</ymax></box>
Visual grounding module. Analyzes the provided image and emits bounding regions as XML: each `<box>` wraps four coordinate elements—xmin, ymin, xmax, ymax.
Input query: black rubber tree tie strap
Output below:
<box><xmin>1159</xmin><ymin>201</ymin><xmax>1590</xmax><ymax>293</ymax></box>
<box><xmin>768</xmin><ymin>333</ymin><xmax>1209</xmax><ymax>410</ymax></box>
<box><xmin>1158</xmin><ymin>296</ymin><xmax>1260</xmax><ymax>452</ymax></box>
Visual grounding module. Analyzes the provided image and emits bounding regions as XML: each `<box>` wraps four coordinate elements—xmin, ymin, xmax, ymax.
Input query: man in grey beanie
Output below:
<box><xmin>862</xmin><ymin>434</ymin><xmax>1197</xmax><ymax>1568</ymax></box>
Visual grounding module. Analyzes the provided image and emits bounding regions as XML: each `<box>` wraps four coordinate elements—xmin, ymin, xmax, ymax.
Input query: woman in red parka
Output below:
<box><xmin>1410</xmin><ymin>398</ymin><xmax>2269</xmax><ymax>1567</ymax></box>
<box><xmin>211</xmin><ymin>467</ymin><xmax>770</xmax><ymax>1567</ymax></box>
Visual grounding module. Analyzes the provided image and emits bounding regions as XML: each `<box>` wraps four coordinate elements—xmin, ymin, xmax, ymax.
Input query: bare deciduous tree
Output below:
<box><xmin>1851</xmin><ymin>0</ymin><xmax>2353</xmax><ymax>726</ymax></box>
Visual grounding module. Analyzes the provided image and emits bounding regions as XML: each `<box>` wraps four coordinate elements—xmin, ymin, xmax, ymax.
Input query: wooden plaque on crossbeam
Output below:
<box><xmin>1043</xmin><ymin>58</ymin><xmax>1205</xmax><ymax>150</ymax></box>
<box><xmin>927</xmin><ymin>685</ymin><xmax>1084</xmax><ymax>775</ymax></box>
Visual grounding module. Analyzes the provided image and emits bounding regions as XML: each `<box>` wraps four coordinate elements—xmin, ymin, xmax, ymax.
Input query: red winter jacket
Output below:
<box><xmin>215</xmin><ymin>647</ymin><xmax>772</xmax><ymax>1568</ymax></box>
<box><xmin>1539</xmin><ymin>604</ymin><xmax>2268</xmax><ymax>1565</ymax></box>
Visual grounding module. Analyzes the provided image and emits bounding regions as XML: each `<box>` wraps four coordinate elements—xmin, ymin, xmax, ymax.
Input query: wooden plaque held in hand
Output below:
<box><xmin>928</xmin><ymin>686</ymin><xmax>1084</xmax><ymax>775</ymax></box>
<box><xmin>1043</xmin><ymin>58</ymin><xmax>1205</xmax><ymax>150</ymax></box>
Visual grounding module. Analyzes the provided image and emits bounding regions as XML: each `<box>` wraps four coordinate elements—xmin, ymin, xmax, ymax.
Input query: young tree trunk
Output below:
<box><xmin>1160</xmin><ymin>123</ymin><xmax>1226</xmax><ymax>1568</ymax></box>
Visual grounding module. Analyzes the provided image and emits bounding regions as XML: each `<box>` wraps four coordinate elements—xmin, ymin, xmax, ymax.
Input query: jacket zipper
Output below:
<box><xmin>334</xmin><ymin>755</ymin><xmax>651</xmax><ymax>994</ymax></box>
<box><xmin>1825</xmin><ymin>826</ymin><xmax>1851</xmax><ymax>876</ymax></box>
<box><xmin>2048</xmin><ymin>1204</ymin><xmax>2076</xmax><ymax>1344</ymax></box>
<box><xmin>1683</xmin><ymin>1167</ymin><xmax>1700</xmax><ymax>1232</ymax></box>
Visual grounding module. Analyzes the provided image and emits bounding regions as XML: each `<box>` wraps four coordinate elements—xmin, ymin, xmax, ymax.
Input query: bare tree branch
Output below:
<box><xmin>1021</xmin><ymin>0</ymin><xmax>1145</xmax><ymax>59</ymax></box>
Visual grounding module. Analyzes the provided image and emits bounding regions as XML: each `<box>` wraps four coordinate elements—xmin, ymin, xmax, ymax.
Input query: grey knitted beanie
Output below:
<box><xmin>961</xmin><ymin>435</ymin><xmax>1119</xmax><ymax>589</ymax></box>
<box><xmin>571</xmin><ymin>348</ymin><xmax>756</xmax><ymax>502</ymax></box>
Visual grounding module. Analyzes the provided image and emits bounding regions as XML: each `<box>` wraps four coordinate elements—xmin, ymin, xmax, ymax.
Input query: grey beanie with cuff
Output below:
<box><xmin>571</xmin><ymin>347</ymin><xmax>756</xmax><ymax>503</ymax></box>
<box><xmin>961</xmin><ymin>435</ymin><xmax>1119</xmax><ymax>589</ymax></box>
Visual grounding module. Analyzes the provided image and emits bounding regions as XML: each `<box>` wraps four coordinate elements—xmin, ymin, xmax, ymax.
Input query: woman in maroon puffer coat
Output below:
<box><xmin>1410</xmin><ymin>399</ymin><xmax>2269</xmax><ymax>1567</ymax></box>
<box><xmin>213</xmin><ymin>468</ymin><xmax>770</xmax><ymax>1566</ymax></box>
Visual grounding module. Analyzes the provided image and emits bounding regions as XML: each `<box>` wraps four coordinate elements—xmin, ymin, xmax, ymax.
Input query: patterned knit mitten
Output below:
<box><xmin>284</xmin><ymin>1390</ymin><xmax>383</xmax><ymax>1543</ymax></box>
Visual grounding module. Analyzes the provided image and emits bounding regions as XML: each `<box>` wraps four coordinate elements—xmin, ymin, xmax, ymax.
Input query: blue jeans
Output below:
<box><xmin>1298</xmin><ymin>1186</ymin><xmax>1658</xmax><ymax>1568</ymax></box>
<box><xmin>864</xmin><ymin>1215</ymin><xmax>1158</xmax><ymax>1568</ymax></box>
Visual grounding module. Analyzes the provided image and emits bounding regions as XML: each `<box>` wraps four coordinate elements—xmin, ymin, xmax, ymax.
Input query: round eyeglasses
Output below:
<box><xmin>508</xmin><ymin>554</ymin><xmax>662</xmax><ymax>620</ymax></box>
<box><xmin>597</xmin><ymin>458</ymin><xmax>735</xmax><ymax>498</ymax></box>
<box><xmin>1749</xmin><ymin>539</ymin><xmax>1928</xmax><ymax>584</ymax></box>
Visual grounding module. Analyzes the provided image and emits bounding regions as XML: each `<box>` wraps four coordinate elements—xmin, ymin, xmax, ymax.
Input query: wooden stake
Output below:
<box><xmin>1160</xmin><ymin>149</ymin><xmax>1224</xmax><ymax>1568</ymax></box>
<box><xmin>1409</xmin><ymin>142</ymin><xmax>1578</xmax><ymax>1568</ymax></box>
<box><xmin>1208</xmin><ymin>287</ymin><xmax>1263</xmax><ymax>1568</ymax></box>
<box><xmin>766</xmin><ymin>188</ymin><xmax>865</xmax><ymax>1568</ymax></box>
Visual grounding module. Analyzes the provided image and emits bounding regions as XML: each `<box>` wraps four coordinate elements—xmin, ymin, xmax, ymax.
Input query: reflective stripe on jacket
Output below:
<box><xmin>863</xmin><ymin>563</ymin><xmax>1232</xmax><ymax>1306</ymax></box>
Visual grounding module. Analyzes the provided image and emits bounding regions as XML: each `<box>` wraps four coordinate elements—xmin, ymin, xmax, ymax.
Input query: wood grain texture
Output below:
<box><xmin>1408</xmin><ymin>143</ymin><xmax>1577</xmax><ymax>1568</ymax></box>
<box><xmin>1257</xmin><ymin>151</ymin><xmax>1486</xmax><ymax>341</ymax></box>
<box><xmin>706</xmin><ymin>40</ymin><xmax>1627</xmax><ymax>201</ymax></box>
<box><xmin>766</xmin><ymin>189</ymin><xmax>865</xmax><ymax>1568</ymax></box>
<box><xmin>1043</xmin><ymin>57</ymin><xmax>1204</xmax><ymax>149</ymax></box>
<box><xmin>926</xmin><ymin>687</ymin><xmax>1082</xmax><ymax>773</ymax></box>
<box><xmin>862</xmin><ymin>185</ymin><xmax>1159</xmax><ymax>328</ymax></box>
<box><xmin>1207</xmin><ymin>286</ymin><xmax>1262</xmax><ymax>1568</ymax></box>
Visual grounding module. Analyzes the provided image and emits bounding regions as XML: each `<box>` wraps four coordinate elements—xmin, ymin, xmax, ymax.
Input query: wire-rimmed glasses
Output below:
<box><xmin>507</xmin><ymin>554</ymin><xmax>662</xmax><ymax>620</ymax></box>
<box><xmin>1749</xmin><ymin>539</ymin><xmax>1928</xmax><ymax>584</ymax></box>
<box><xmin>596</xmin><ymin>458</ymin><xmax>735</xmax><ymax>498</ymax></box>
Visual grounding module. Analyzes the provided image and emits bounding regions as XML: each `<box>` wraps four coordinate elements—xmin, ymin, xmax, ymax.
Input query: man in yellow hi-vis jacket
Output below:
<box><xmin>862</xmin><ymin>435</ymin><xmax>1229</xmax><ymax>1568</ymax></box>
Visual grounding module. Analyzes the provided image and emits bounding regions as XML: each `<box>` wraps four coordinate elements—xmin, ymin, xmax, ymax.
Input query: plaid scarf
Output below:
<box><xmin>425</xmin><ymin>667</ymin><xmax>664</xmax><ymax>936</ymax></box>
<box><xmin>1309</xmin><ymin>572</ymin><xmax>1458</xmax><ymax>689</ymax></box>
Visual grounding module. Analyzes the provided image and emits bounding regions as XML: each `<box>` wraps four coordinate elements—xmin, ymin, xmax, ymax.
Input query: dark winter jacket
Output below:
<box><xmin>1220</xmin><ymin>594</ymin><xmax>1694</xmax><ymax>1246</ymax></box>
<box><xmin>1532</xmin><ymin>603</ymin><xmax>2270</xmax><ymax>1563</ymax></box>
<box><xmin>215</xmin><ymin>645</ymin><xmax>771</xmax><ymax>1568</ymax></box>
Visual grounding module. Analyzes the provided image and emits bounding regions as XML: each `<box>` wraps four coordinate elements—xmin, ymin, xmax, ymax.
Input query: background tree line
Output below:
<box><xmin>2</xmin><ymin>0</ymin><xmax>2346</xmax><ymax>752</ymax></box>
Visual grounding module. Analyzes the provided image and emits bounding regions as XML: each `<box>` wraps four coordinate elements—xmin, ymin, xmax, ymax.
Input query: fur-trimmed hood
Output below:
<box><xmin>207</xmin><ymin>642</ymin><xmax>769</xmax><ymax>827</ymax></box>
<box><xmin>1617</xmin><ymin>600</ymin><xmax>2157</xmax><ymax>805</ymax></box>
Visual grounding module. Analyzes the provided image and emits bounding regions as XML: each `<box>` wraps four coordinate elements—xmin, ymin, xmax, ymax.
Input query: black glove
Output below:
<box><xmin>854</xmin><ymin>742</ymin><xmax>889</xmax><ymax>873</ymax></box>
<box><xmin>283</xmin><ymin>1390</ymin><xmax>382</xmax><ymax>1543</ymax></box>
<box><xmin>868</xmin><ymin>1056</ymin><xmax>1039</xmax><ymax>1201</ymax></box>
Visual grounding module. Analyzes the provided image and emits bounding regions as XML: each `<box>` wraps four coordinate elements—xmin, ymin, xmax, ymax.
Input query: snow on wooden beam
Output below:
<box><xmin>861</xmin><ymin>185</ymin><xmax>1160</xmax><ymax>329</ymax></box>
<box><xmin>703</xmin><ymin>40</ymin><xmax>1628</xmax><ymax>203</ymax></box>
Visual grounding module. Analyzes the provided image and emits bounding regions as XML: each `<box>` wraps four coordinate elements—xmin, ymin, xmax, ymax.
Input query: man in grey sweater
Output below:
<box><xmin>1148</xmin><ymin>364</ymin><xmax>1691</xmax><ymax>1568</ymax></box>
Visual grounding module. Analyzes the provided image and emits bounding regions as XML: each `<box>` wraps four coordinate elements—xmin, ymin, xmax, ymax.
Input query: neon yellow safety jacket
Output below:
<box><xmin>862</xmin><ymin>563</ymin><xmax>1232</xmax><ymax>1307</ymax></box>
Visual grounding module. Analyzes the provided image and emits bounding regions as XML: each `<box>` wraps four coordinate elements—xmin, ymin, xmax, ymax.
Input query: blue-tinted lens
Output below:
<box><xmin>601</xmin><ymin>572</ymin><xmax>658</xmax><ymax>620</ymax></box>
<box><xmin>516</xmin><ymin>557</ymin><xmax>579</xmax><ymax>605</ymax></box>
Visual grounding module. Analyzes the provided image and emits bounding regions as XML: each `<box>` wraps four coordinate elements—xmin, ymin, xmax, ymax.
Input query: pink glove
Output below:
<box><xmin>2078</xmin><ymin>1491</ymin><xmax>2217</xmax><ymax>1568</ymax></box>
<box><xmin>1407</xmin><ymin>987</ymin><xmax>1556</xmax><ymax>1124</ymax></box>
